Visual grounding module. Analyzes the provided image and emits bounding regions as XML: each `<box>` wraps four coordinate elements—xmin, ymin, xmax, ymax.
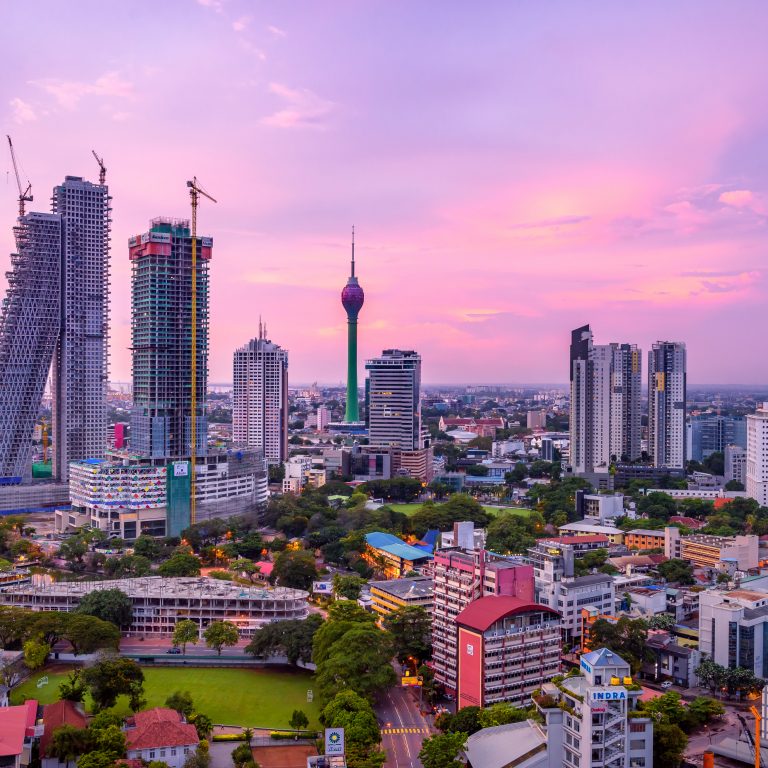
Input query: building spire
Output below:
<box><xmin>259</xmin><ymin>316</ymin><xmax>263</xmax><ymax>340</ymax></box>
<box><xmin>351</xmin><ymin>225</ymin><xmax>355</xmax><ymax>278</ymax></box>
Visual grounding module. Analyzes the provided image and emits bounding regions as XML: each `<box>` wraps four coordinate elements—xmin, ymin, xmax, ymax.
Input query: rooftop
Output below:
<box><xmin>365</xmin><ymin>532</ymin><xmax>433</xmax><ymax>563</ymax></box>
<box><xmin>581</xmin><ymin>647</ymin><xmax>628</xmax><ymax>669</ymax></box>
<box><xmin>126</xmin><ymin>708</ymin><xmax>199</xmax><ymax>751</ymax></box>
<box><xmin>0</xmin><ymin>703</ymin><xmax>35</xmax><ymax>757</ymax></box>
<box><xmin>40</xmin><ymin>701</ymin><xmax>87</xmax><ymax>758</ymax></box>
<box><xmin>626</xmin><ymin>529</ymin><xmax>666</xmax><ymax>537</ymax></box>
<box><xmin>463</xmin><ymin>720</ymin><xmax>547</xmax><ymax>768</ymax></box>
<box><xmin>369</xmin><ymin>577</ymin><xmax>433</xmax><ymax>600</ymax></box>
<box><xmin>455</xmin><ymin>595</ymin><xmax>558</xmax><ymax>632</ymax></box>
<box><xmin>559</xmin><ymin>521</ymin><xmax>623</xmax><ymax>535</ymax></box>
<box><xmin>540</xmin><ymin>535</ymin><xmax>610</xmax><ymax>546</ymax></box>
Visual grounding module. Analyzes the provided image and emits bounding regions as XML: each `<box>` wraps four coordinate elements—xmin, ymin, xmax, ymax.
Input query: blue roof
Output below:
<box><xmin>581</xmin><ymin>647</ymin><xmax>627</xmax><ymax>668</ymax></box>
<box><xmin>414</xmin><ymin>529</ymin><xmax>440</xmax><ymax>553</ymax></box>
<box><xmin>365</xmin><ymin>532</ymin><xmax>433</xmax><ymax>562</ymax></box>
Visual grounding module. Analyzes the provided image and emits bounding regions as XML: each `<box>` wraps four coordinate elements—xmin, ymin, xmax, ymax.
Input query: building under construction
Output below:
<box><xmin>128</xmin><ymin>217</ymin><xmax>211</xmax><ymax>460</ymax></box>
<box><xmin>0</xmin><ymin>212</ymin><xmax>62</xmax><ymax>482</ymax></box>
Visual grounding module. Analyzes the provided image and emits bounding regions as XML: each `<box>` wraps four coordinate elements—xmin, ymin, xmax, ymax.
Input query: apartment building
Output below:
<box><xmin>624</xmin><ymin>530</ymin><xmax>665</xmax><ymax>551</ymax></box>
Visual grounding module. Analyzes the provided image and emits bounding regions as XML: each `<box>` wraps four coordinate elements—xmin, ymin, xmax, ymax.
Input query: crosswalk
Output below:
<box><xmin>381</xmin><ymin>727</ymin><xmax>430</xmax><ymax>735</ymax></box>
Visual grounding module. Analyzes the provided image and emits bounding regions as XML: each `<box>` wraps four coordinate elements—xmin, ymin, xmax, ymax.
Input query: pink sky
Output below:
<box><xmin>1</xmin><ymin>1</ymin><xmax>767</xmax><ymax>385</ymax></box>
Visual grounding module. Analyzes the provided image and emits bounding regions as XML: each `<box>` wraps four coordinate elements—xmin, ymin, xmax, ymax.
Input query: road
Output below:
<box><xmin>378</xmin><ymin>685</ymin><xmax>433</xmax><ymax>768</ymax></box>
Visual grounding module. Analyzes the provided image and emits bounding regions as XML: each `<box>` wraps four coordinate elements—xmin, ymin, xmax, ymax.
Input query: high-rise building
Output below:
<box><xmin>725</xmin><ymin>443</ymin><xmax>747</xmax><ymax>487</ymax></box>
<box><xmin>648</xmin><ymin>341</ymin><xmax>687</xmax><ymax>469</ymax></box>
<box><xmin>51</xmin><ymin>176</ymin><xmax>111</xmax><ymax>480</ymax></box>
<box><xmin>747</xmin><ymin>404</ymin><xmax>768</xmax><ymax>506</ymax></box>
<box><xmin>0</xmin><ymin>212</ymin><xmax>62</xmax><ymax>482</ymax></box>
<box><xmin>341</xmin><ymin>230</ymin><xmax>364</xmax><ymax>423</ymax></box>
<box><xmin>688</xmin><ymin>413</ymin><xmax>747</xmax><ymax>462</ymax></box>
<box><xmin>128</xmin><ymin>218</ymin><xmax>212</xmax><ymax>459</ymax></box>
<box><xmin>316</xmin><ymin>405</ymin><xmax>330</xmax><ymax>432</ymax></box>
<box><xmin>366</xmin><ymin>349</ymin><xmax>423</xmax><ymax>450</ymax></box>
<box><xmin>569</xmin><ymin>326</ymin><xmax>641</xmax><ymax>478</ymax></box>
<box><xmin>232</xmin><ymin>324</ymin><xmax>289</xmax><ymax>466</ymax></box>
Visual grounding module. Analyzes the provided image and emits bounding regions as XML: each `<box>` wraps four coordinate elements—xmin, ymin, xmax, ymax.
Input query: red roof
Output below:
<box><xmin>0</xmin><ymin>704</ymin><xmax>33</xmax><ymax>757</ymax></box>
<box><xmin>543</xmin><ymin>535</ymin><xmax>610</xmax><ymax>545</ymax></box>
<box><xmin>41</xmin><ymin>700</ymin><xmax>87</xmax><ymax>757</ymax></box>
<box><xmin>125</xmin><ymin>708</ymin><xmax>199</xmax><ymax>751</ymax></box>
<box><xmin>455</xmin><ymin>595</ymin><xmax>559</xmax><ymax>632</ymax></box>
<box><xmin>669</xmin><ymin>516</ymin><xmax>706</xmax><ymax>529</ymax></box>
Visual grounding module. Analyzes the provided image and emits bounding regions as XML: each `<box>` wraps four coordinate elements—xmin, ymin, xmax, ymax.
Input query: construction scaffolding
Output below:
<box><xmin>0</xmin><ymin>212</ymin><xmax>62</xmax><ymax>482</ymax></box>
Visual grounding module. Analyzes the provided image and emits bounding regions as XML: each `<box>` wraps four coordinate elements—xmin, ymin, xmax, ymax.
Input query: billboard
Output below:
<box><xmin>166</xmin><ymin>461</ymin><xmax>191</xmax><ymax>537</ymax></box>
<box><xmin>325</xmin><ymin>728</ymin><xmax>344</xmax><ymax>755</ymax></box>
<box><xmin>313</xmin><ymin>581</ymin><xmax>333</xmax><ymax>594</ymax></box>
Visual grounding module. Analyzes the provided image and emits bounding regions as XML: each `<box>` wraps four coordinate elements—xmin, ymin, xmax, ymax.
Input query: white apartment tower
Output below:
<box><xmin>232</xmin><ymin>324</ymin><xmax>288</xmax><ymax>466</ymax></box>
<box><xmin>747</xmin><ymin>404</ymin><xmax>768</xmax><ymax>506</ymax></box>
<box><xmin>569</xmin><ymin>326</ymin><xmax>641</xmax><ymax>477</ymax></box>
<box><xmin>648</xmin><ymin>341</ymin><xmax>687</xmax><ymax>469</ymax></box>
<box><xmin>51</xmin><ymin>175</ymin><xmax>111</xmax><ymax>480</ymax></box>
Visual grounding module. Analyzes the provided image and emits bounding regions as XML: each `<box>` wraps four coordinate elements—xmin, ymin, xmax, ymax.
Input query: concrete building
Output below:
<box><xmin>0</xmin><ymin>701</ymin><xmax>38</xmax><ymax>768</ymax></box>
<box><xmin>456</xmin><ymin>595</ymin><xmax>561</xmax><ymax>709</ymax></box>
<box><xmin>363</xmin><ymin>532</ymin><xmax>433</xmax><ymax>578</ymax></box>
<box><xmin>51</xmin><ymin>175</ymin><xmax>111</xmax><ymax>482</ymax></box>
<box><xmin>282</xmin><ymin>455</ymin><xmax>312</xmax><ymax>494</ymax></box>
<box><xmin>680</xmin><ymin>533</ymin><xmax>758</xmax><ymax>571</ymax></box>
<box><xmin>725</xmin><ymin>444</ymin><xmax>747</xmax><ymax>487</ymax></box>
<box><xmin>648</xmin><ymin>341</ymin><xmax>687</xmax><ymax>469</ymax></box>
<box><xmin>642</xmin><ymin>631</ymin><xmax>701</xmax><ymax>688</ymax></box>
<box><xmin>441</xmin><ymin>521</ymin><xmax>486</xmax><ymax>551</ymax></box>
<box><xmin>540</xmin><ymin>437</ymin><xmax>554</xmax><ymax>462</ymax></box>
<box><xmin>575</xmin><ymin>491</ymin><xmax>625</xmax><ymax>523</ymax></box>
<box><xmin>463</xmin><ymin>720</ymin><xmax>551</xmax><ymax>768</ymax></box>
<box><xmin>747</xmin><ymin>404</ymin><xmax>768</xmax><ymax>506</ymax></box>
<box><xmin>527</xmin><ymin>409</ymin><xmax>547</xmax><ymax>430</ymax></box>
<box><xmin>534</xmin><ymin>648</ymin><xmax>653</xmax><ymax>768</ymax></box>
<box><xmin>431</xmin><ymin>547</ymin><xmax>535</xmax><ymax>694</ymax></box>
<box><xmin>316</xmin><ymin>405</ymin><xmax>330</xmax><ymax>432</ymax></box>
<box><xmin>557</xmin><ymin>521</ymin><xmax>624</xmax><ymax>545</ymax></box>
<box><xmin>688</xmin><ymin>414</ymin><xmax>747</xmax><ymax>462</ymax></box>
<box><xmin>232</xmin><ymin>328</ymin><xmax>289</xmax><ymax>466</ymax></box>
<box><xmin>0</xmin><ymin>576</ymin><xmax>308</xmax><ymax>637</ymax></box>
<box><xmin>125</xmin><ymin>708</ymin><xmax>199</xmax><ymax>768</ymax></box>
<box><xmin>0</xmin><ymin>212</ymin><xmax>62</xmax><ymax>483</ymax></box>
<box><xmin>368</xmin><ymin>576</ymin><xmax>433</xmax><ymax>620</ymax></box>
<box><xmin>624</xmin><ymin>530</ymin><xmax>665</xmax><ymax>551</ymax></box>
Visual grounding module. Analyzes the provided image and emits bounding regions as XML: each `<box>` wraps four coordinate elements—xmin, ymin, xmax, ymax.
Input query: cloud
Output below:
<box><xmin>232</xmin><ymin>16</ymin><xmax>250</xmax><ymax>32</ymax></box>
<box><xmin>32</xmin><ymin>71</ymin><xmax>134</xmax><ymax>110</ymax></box>
<box><xmin>719</xmin><ymin>189</ymin><xmax>755</xmax><ymax>208</ymax></box>
<box><xmin>509</xmin><ymin>214</ymin><xmax>590</xmax><ymax>231</ymax></box>
<box><xmin>261</xmin><ymin>82</ymin><xmax>334</xmax><ymax>129</ymax></box>
<box><xmin>9</xmin><ymin>98</ymin><xmax>36</xmax><ymax>123</ymax></box>
<box><xmin>197</xmin><ymin>0</ymin><xmax>224</xmax><ymax>11</ymax></box>
<box><xmin>268</xmin><ymin>25</ymin><xmax>286</xmax><ymax>37</ymax></box>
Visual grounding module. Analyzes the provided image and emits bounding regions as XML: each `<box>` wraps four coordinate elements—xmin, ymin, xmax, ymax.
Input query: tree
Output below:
<box><xmin>203</xmin><ymin>620</ymin><xmax>239</xmax><ymax>655</ymax></box>
<box><xmin>77</xmin><ymin>588</ymin><xmax>133</xmax><ymax>627</ymax></box>
<box><xmin>640</xmin><ymin>691</ymin><xmax>686</xmax><ymax>725</ymax></box>
<box><xmin>50</xmin><ymin>725</ymin><xmax>90</xmax><ymax>768</ymax></box>
<box><xmin>653</xmin><ymin>722</ymin><xmax>687</xmax><ymax>768</ymax></box>
<box><xmin>93</xmin><ymin>724</ymin><xmax>127</xmax><ymax>759</ymax></box>
<box><xmin>59</xmin><ymin>669</ymin><xmax>87</xmax><ymax>703</ymax></box>
<box><xmin>289</xmin><ymin>709</ymin><xmax>309</xmax><ymax>731</ymax></box>
<box><xmin>648</xmin><ymin>613</ymin><xmax>676</xmax><ymax>631</ymax></box>
<box><xmin>382</xmin><ymin>606</ymin><xmax>432</xmax><ymax>664</ymax></box>
<box><xmin>59</xmin><ymin>536</ymin><xmax>88</xmax><ymax>569</ymax></box>
<box><xmin>485</xmin><ymin>513</ymin><xmax>541</xmax><ymax>555</ymax></box>
<box><xmin>76</xmin><ymin>753</ymin><xmax>116</xmax><ymax>768</ymax></box>
<box><xmin>272</xmin><ymin>549</ymin><xmax>318</xmax><ymax>590</ymax></box>
<box><xmin>189</xmin><ymin>712</ymin><xmax>214</xmax><ymax>740</ymax></box>
<box><xmin>232</xmin><ymin>743</ymin><xmax>256</xmax><ymax>768</ymax></box>
<box><xmin>104</xmin><ymin>554</ymin><xmax>151</xmax><ymax>578</ymax></box>
<box><xmin>183</xmin><ymin>741</ymin><xmax>211</xmax><ymax>768</ymax></box>
<box><xmin>232</xmin><ymin>560</ymin><xmax>262</xmax><ymax>583</ymax></box>
<box><xmin>320</xmin><ymin>690</ymin><xmax>383</xmax><ymax>768</ymax></box>
<box><xmin>586</xmin><ymin>616</ymin><xmax>650</xmax><ymax>673</ymax></box>
<box><xmin>476</xmin><ymin>702</ymin><xmax>529</xmax><ymax>729</ymax></box>
<box><xmin>23</xmin><ymin>638</ymin><xmax>50</xmax><ymax>670</ymax></box>
<box><xmin>32</xmin><ymin>611</ymin><xmax>72</xmax><ymax>646</ymax></box>
<box><xmin>64</xmin><ymin>614</ymin><xmax>121</xmax><ymax>655</ymax></box>
<box><xmin>82</xmin><ymin>655</ymin><xmax>145</xmax><ymax>712</ymax></box>
<box><xmin>236</xmin><ymin>532</ymin><xmax>266</xmax><ymax>559</ymax></box>
<box><xmin>0</xmin><ymin>605</ymin><xmax>35</xmax><ymax>647</ymax></box>
<box><xmin>332</xmin><ymin>573</ymin><xmax>366</xmax><ymax>600</ymax></box>
<box><xmin>166</xmin><ymin>690</ymin><xmax>195</xmax><ymax>717</ymax></box>
<box><xmin>435</xmin><ymin>706</ymin><xmax>481</xmax><ymax>736</ymax></box>
<box><xmin>657</xmin><ymin>559</ymin><xmax>695</xmax><ymax>585</ymax></box>
<box><xmin>133</xmin><ymin>534</ymin><xmax>162</xmax><ymax>560</ymax></box>
<box><xmin>173</xmin><ymin>619</ymin><xmax>199</xmax><ymax>655</ymax></box>
<box><xmin>684</xmin><ymin>696</ymin><xmax>725</xmax><ymax>730</ymax></box>
<box><xmin>418</xmin><ymin>732</ymin><xmax>467</xmax><ymax>768</ymax></box>
<box><xmin>246</xmin><ymin>615</ymin><xmax>323</xmax><ymax>665</ymax></box>
<box><xmin>159</xmin><ymin>552</ymin><xmax>201</xmax><ymax>577</ymax></box>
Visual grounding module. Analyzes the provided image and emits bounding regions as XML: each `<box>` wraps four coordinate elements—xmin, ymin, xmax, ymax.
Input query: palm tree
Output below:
<box><xmin>242</xmin><ymin>727</ymin><xmax>254</xmax><ymax>746</ymax></box>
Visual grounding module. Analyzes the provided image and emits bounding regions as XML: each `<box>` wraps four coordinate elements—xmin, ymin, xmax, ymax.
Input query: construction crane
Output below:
<box><xmin>91</xmin><ymin>150</ymin><xmax>106</xmax><ymax>185</ymax></box>
<box><xmin>6</xmin><ymin>135</ymin><xmax>33</xmax><ymax>217</ymax></box>
<box><xmin>186</xmin><ymin>177</ymin><xmax>217</xmax><ymax>525</ymax></box>
<box><xmin>737</xmin><ymin>708</ymin><xmax>765</xmax><ymax>768</ymax></box>
<box><xmin>40</xmin><ymin>418</ymin><xmax>49</xmax><ymax>464</ymax></box>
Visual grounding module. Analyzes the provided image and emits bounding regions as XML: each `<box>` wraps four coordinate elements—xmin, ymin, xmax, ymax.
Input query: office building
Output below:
<box><xmin>569</xmin><ymin>326</ymin><xmax>641</xmax><ymax>479</ymax></box>
<box><xmin>432</xmin><ymin>546</ymin><xmax>535</xmax><ymax>694</ymax></box>
<box><xmin>0</xmin><ymin>212</ymin><xmax>62</xmax><ymax>482</ymax></box>
<box><xmin>747</xmin><ymin>404</ymin><xmax>768</xmax><ymax>506</ymax></box>
<box><xmin>0</xmin><ymin>576</ymin><xmax>308</xmax><ymax>637</ymax></box>
<box><xmin>648</xmin><ymin>341</ymin><xmax>687</xmax><ymax>469</ymax></box>
<box><xmin>341</xmin><ymin>230</ymin><xmax>364</xmax><ymax>423</ymax></box>
<box><xmin>725</xmin><ymin>444</ymin><xmax>747</xmax><ymax>487</ymax></box>
<box><xmin>678</xmin><ymin>532</ymin><xmax>758</xmax><ymax>571</ymax></box>
<box><xmin>233</xmin><ymin>326</ymin><xmax>289</xmax><ymax>466</ymax></box>
<box><xmin>128</xmin><ymin>218</ymin><xmax>211</xmax><ymax>460</ymax></box>
<box><xmin>534</xmin><ymin>648</ymin><xmax>654</xmax><ymax>768</ymax></box>
<box><xmin>540</xmin><ymin>436</ymin><xmax>554</xmax><ymax>462</ymax></box>
<box><xmin>527</xmin><ymin>409</ymin><xmax>547</xmax><ymax>430</ymax></box>
<box><xmin>456</xmin><ymin>595</ymin><xmax>561</xmax><ymax>709</ymax></box>
<box><xmin>50</xmin><ymin>175</ymin><xmax>111</xmax><ymax>481</ymax></box>
<box><xmin>688</xmin><ymin>413</ymin><xmax>747</xmax><ymax>462</ymax></box>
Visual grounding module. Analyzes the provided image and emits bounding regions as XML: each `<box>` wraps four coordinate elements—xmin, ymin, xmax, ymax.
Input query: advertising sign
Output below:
<box><xmin>313</xmin><ymin>581</ymin><xmax>333</xmax><ymax>594</ymax></box>
<box><xmin>325</xmin><ymin>728</ymin><xmax>344</xmax><ymax>755</ymax></box>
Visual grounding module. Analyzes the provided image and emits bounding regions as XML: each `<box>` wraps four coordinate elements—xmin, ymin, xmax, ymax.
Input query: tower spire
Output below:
<box><xmin>351</xmin><ymin>225</ymin><xmax>355</xmax><ymax>278</ymax></box>
<box><xmin>259</xmin><ymin>316</ymin><xmax>263</xmax><ymax>340</ymax></box>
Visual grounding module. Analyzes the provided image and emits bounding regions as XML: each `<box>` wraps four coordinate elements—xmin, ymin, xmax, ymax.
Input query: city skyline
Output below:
<box><xmin>3</xmin><ymin>2</ymin><xmax>768</xmax><ymax>385</ymax></box>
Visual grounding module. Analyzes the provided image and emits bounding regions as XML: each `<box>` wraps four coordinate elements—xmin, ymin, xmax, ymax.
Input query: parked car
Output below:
<box><xmin>661</xmin><ymin>680</ymin><xmax>673</xmax><ymax>689</ymax></box>
<box><xmin>166</xmin><ymin>647</ymin><xmax>182</xmax><ymax>655</ymax></box>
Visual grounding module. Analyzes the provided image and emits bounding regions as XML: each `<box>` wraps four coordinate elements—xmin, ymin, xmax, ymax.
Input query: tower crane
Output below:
<box><xmin>186</xmin><ymin>177</ymin><xmax>217</xmax><ymax>525</ymax></box>
<box><xmin>737</xmin><ymin>707</ymin><xmax>765</xmax><ymax>768</ymax></box>
<box><xmin>6</xmin><ymin>135</ymin><xmax>33</xmax><ymax>217</ymax></box>
<box><xmin>91</xmin><ymin>150</ymin><xmax>106</xmax><ymax>185</ymax></box>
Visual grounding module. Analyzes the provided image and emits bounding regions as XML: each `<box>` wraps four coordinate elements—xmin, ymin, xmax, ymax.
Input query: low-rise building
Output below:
<box><xmin>624</xmin><ymin>529</ymin><xmax>666</xmax><ymax>551</ymax></box>
<box><xmin>40</xmin><ymin>701</ymin><xmax>87</xmax><ymax>768</ymax></box>
<box><xmin>463</xmin><ymin>720</ymin><xmax>550</xmax><ymax>768</ymax></box>
<box><xmin>625</xmin><ymin>586</ymin><xmax>667</xmax><ymax>616</ymax></box>
<box><xmin>575</xmin><ymin>492</ymin><xmax>625</xmax><ymax>523</ymax></box>
<box><xmin>125</xmin><ymin>708</ymin><xmax>199</xmax><ymax>768</ymax></box>
<box><xmin>557</xmin><ymin>521</ymin><xmax>624</xmax><ymax>546</ymax></box>
<box><xmin>440</xmin><ymin>521</ymin><xmax>486</xmax><ymax>551</ymax></box>
<box><xmin>681</xmin><ymin>533</ymin><xmax>759</xmax><ymax>570</ymax></box>
<box><xmin>363</xmin><ymin>532</ymin><xmax>433</xmax><ymax>578</ymax></box>
<box><xmin>0</xmin><ymin>701</ymin><xmax>38</xmax><ymax>768</ymax></box>
<box><xmin>0</xmin><ymin>576</ymin><xmax>308</xmax><ymax>637</ymax></box>
<box><xmin>456</xmin><ymin>595</ymin><xmax>561</xmax><ymax>709</ymax></box>
<box><xmin>642</xmin><ymin>631</ymin><xmax>701</xmax><ymax>688</ymax></box>
<box><xmin>368</xmin><ymin>577</ymin><xmax>433</xmax><ymax>619</ymax></box>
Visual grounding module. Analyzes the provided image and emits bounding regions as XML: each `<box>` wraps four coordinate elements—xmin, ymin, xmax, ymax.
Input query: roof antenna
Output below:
<box><xmin>259</xmin><ymin>315</ymin><xmax>263</xmax><ymax>340</ymax></box>
<box><xmin>351</xmin><ymin>225</ymin><xmax>355</xmax><ymax>278</ymax></box>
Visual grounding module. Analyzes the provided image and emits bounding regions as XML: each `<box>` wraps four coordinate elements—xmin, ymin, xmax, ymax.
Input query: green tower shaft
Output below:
<box><xmin>345</xmin><ymin>319</ymin><xmax>359</xmax><ymax>422</ymax></box>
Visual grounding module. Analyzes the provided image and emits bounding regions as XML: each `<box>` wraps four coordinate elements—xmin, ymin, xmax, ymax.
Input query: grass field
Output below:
<box><xmin>387</xmin><ymin>502</ymin><xmax>531</xmax><ymax>518</ymax></box>
<box><xmin>11</xmin><ymin>666</ymin><xmax>320</xmax><ymax>729</ymax></box>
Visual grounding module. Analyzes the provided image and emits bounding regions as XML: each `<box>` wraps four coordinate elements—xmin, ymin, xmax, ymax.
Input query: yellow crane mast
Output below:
<box><xmin>186</xmin><ymin>177</ymin><xmax>216</xmax><ymax>525</ymax></box>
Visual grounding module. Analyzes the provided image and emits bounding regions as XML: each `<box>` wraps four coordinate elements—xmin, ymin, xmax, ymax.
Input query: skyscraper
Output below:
<box><xmin>366</xmin><ymin>349</ymin><xmax>423</xmax><ymax>450</ymax></box>
<box><xmin>128</xmin><ymin>218</ymin><xmax>212</xmax><ymax>459</ymax></box>
<box><xmin>0</xmin><ymin>212</ymin><xmax>62</xmax><ymax>482</ymax></box>
<box><xmin>648</xmin><ymin>341</ymin><xmax>687</xmax><ymax>469</ymax></box>
<box><xmin>233</xmin><ymin>324</ymin><xmax>289</xmax><ymax>466</ymax></box>
<box><xmin>569</xmin><ymin>326</ymin><xmax>641</xmax><ymax>477</ymax></box>
<box><xmin>51</xmin><ymin>175</ymin><xmax>111</xmax><ymax>480</ymax></box>
<box><xmin>746</xmin><ymin>404</ymin><xmax>768</xmax><ymax>506</ymax></box>
<box><xmin>341</xmin><ymin>229</ymin><xmax>364</xmax><ymax>423</ymax></box>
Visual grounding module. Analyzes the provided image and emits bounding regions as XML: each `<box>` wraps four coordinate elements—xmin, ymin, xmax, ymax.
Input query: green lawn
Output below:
<box><xmin>387</xmin><ymin>502</ymin><xmax>531</xmax><ymax>518</ymax></box>
<box><xmin>11</xmin><ymin>666</ymin><xmax>320</xmax><ymax>729</ymax></box>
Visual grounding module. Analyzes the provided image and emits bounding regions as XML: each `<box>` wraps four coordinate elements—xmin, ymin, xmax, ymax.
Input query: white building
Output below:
<box><xmin>725</xmin><ymin>444</ymin><xmax>747</xmax><ymax>486</ymax></box>
<box><xmin>648</xmin><ymin>341</ymin><xmax>687</xmax><ymax>470</ymax></box>
<box><xmin>317</xmin><ymin>405</ymin><xmax>330</xmax><ymax>432</ymax></box>
<box><xmin>535</xmin><ymin>648</ymin><xmax>653</xmax><ymax>768</ymax></box>
<box><xmin>125</xmin><ymin>708</ymin><xmax>198</xmax><ymax>768</ymax></box>
<box><xmin>233</xmin><ymin>327</ymin><xmax>289</xmax><ymax>466</ymax></box>
<box><xmin>747</xmin><ymin>404</ymin><xmax>768</xmax><ymax>506</ymax></box>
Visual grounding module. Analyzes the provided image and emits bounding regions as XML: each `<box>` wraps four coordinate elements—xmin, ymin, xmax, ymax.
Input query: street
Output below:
<box><xmin>377</xmin><ymin>684</ymin><xmax>433</xmax><ymax>768</ymax></box>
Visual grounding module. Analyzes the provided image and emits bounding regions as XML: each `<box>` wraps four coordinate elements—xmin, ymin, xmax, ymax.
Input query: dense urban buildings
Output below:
<box><xmin>747</xmin><ymin>403</ymin><xmax>768</xmax><ymax>506</ymax></box>
<box><xmin>648</xmin><ymin>341</ymin><xmax>687</xmax><ymax>469</ymax></box>
<box><xmin>51</xmin><ymin>175</ymin><xmax>111</xmax><ymax>481</ymax></box>
<box><xmin>341</xmin><ymin>230</ymin><xmax>364</xmax><ymax>423</ymax></box>
<box><xmin>0</xmin><ymin>212</ymin><xmax>62</xmax><ymax>482</ymax></box>
<box><xmin>232</xmin><ymin>325</ymin><xmax>289</xmax><ymax>466</ymax></box>
<box><xmin>128</xmin><ymin>218</ymin><xmax>212</xmax><ymax>460</ymax></box>
<box><xmin>688</xmin><ymin>413</ymin><xmax>746</xmax><ymax>462</ymax></box>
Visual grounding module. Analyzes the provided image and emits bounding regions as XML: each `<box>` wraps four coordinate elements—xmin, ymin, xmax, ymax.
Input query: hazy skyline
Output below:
<box><xmin>2</xmin><ymin>1</ymin><xmax>767</xmax><ymax>385</ymax></box>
